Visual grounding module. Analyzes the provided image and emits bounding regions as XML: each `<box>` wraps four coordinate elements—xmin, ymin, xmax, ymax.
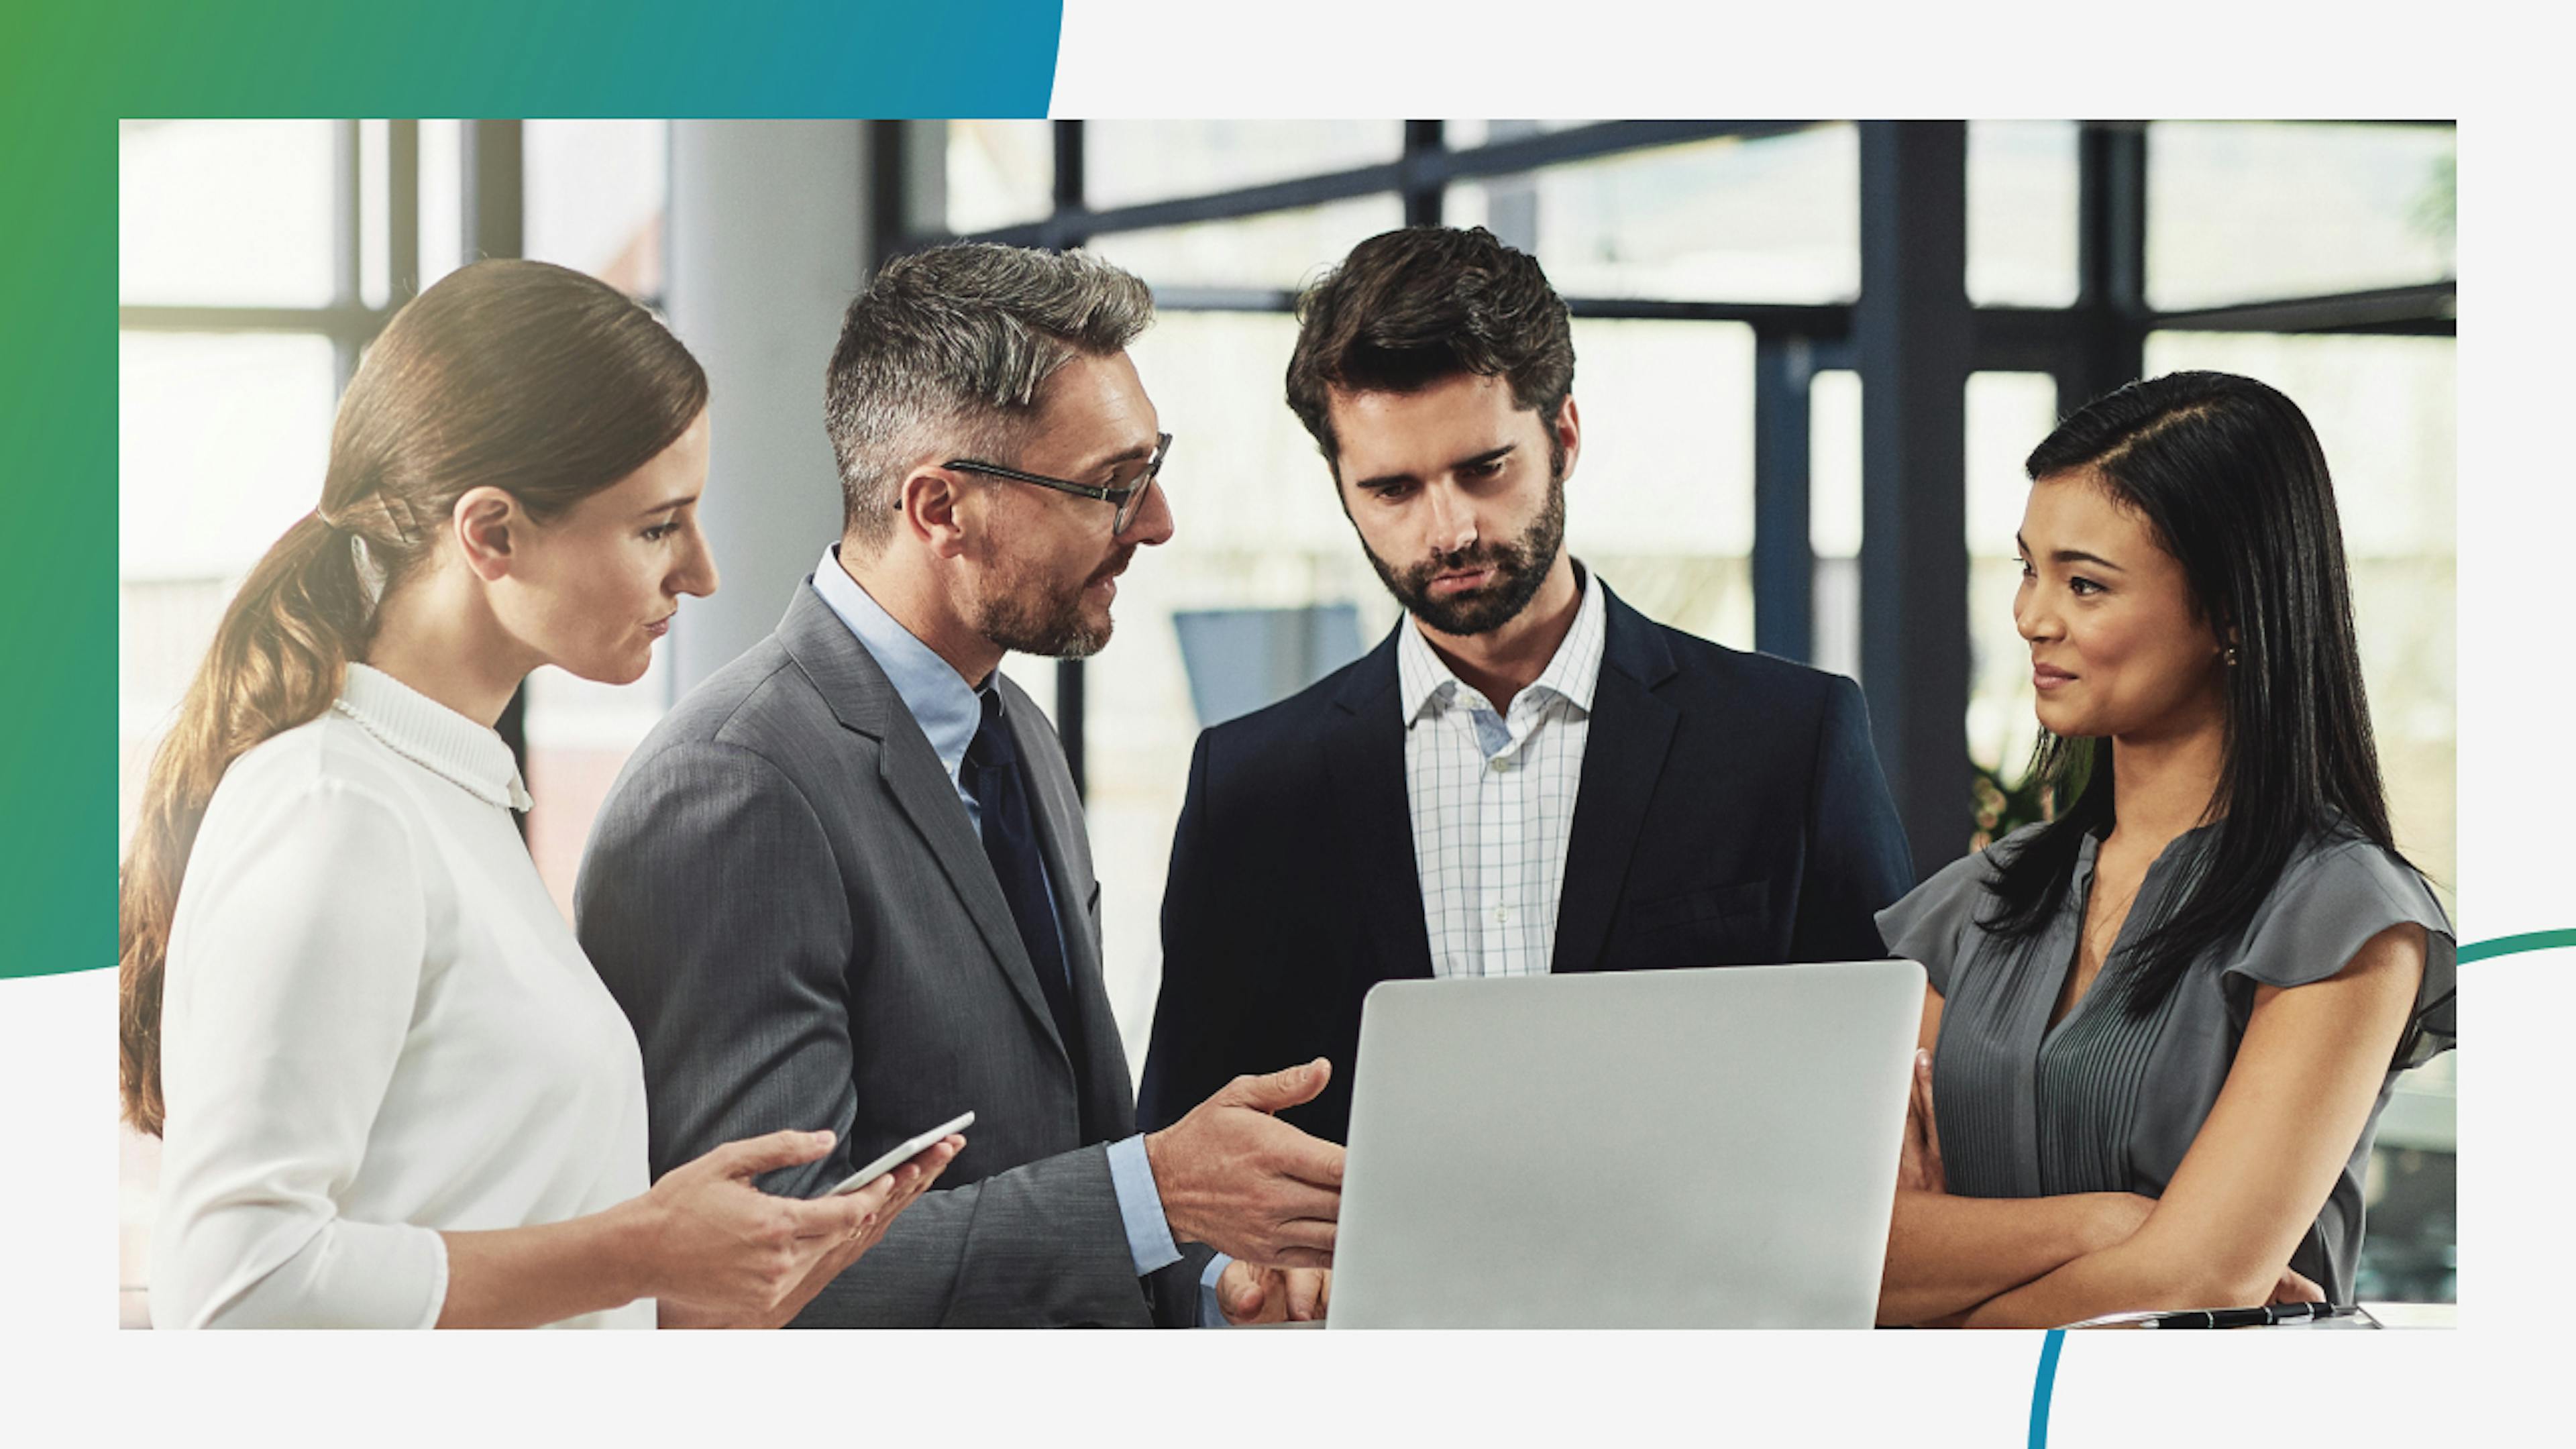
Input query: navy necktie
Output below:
<box><xmin>963</xmin><ymin>689</ymin><xmax>1082</xmax><ymax>1060</ymax></box>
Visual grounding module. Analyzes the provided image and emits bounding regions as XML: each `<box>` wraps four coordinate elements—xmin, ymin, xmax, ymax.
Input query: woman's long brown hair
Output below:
<box><xmin>119</xmin><ymin>260</ymin><xmax>708</xmax><ymax>1135</ymax></box>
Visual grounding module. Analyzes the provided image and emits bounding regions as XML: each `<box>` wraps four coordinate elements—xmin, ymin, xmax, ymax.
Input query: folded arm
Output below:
<box><xmin>1960</xmin><ymin>923</ymin><xmax>2426</xmax><ymax>1327</ymax></box>
<box><xmin>1875</xmin><ymin>987</ymin><xmax>2153</xmax><ymax>1325</ymax></box>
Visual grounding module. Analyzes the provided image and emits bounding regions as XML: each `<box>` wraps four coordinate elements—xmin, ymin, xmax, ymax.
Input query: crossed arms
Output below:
<box><xmin>1876</xmin><ymin>922</ymin><xmax>2428</xmax><ymax>1328</ymax></box>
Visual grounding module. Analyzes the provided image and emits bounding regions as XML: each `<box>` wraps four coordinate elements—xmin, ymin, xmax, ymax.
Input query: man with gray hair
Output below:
<box><xmin>580</xmin><ymin>244</ymin><xmax>1344</xmax><ymax>1328</ymax></box>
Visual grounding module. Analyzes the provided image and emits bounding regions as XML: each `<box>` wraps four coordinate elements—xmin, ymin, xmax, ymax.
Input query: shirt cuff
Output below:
<box><xmin>1105</xmin><ymin>1134</ymin><xmax>1183</xmax><ymax>1277</ymax></box>
<box><xmin>1199</xmin><ymin>1253</ymin><xmax>1234</xmax><ymax>1328</ymax></box>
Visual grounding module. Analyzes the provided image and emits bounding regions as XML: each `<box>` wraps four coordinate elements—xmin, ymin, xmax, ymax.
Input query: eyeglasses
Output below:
<box><xmin>944</xmin><ymin>432</ymin><xmax>1172</xmax><ymax>535</ymax></box>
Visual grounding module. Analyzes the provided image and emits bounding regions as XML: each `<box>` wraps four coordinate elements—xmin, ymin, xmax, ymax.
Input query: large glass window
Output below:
<box><xmin>525</xmin><ymin>119</ymin><xmax>669</xmax><ymax>299</ymax></box>
<box><xmin>119</xmin><ymin>121</ymin><xmax>339</xmax><ymax>309</ymax></box>
<box><xmin>1962</xmin><ymin>370</ymin><xmax>2061</xmax><ymax>818</ymax></box>
<box><xmin>945</xmin><ymin>120</ymin><xmax>1053</xmax><ymax>233</ymax></box>
<box><xmin>1558</xmin><ymin>318</ymin><xmax>1757</xmax><ymax>650</ymax></box>
<box><xmin>1087</xmin><ymin>197</ymin><xmax>1405</xmax><ymax>294</ymax></box>
<box><xmin>117</xmin><ymin>120</ymin><xmax>676</xmax><ymax>1321</ymax></box>
<box><xmin>1085</xmin><ymin>121</ymin><xmax>1403</xmax><ymax>209</ymax></box>
<box><xmin>2141</xmin><ymin>331</ymin><xmax>2457</xmax><ymax>907</ymax></box>
<box><xmin>119</xmin><ymin>119</ymin><xmax>358</xmax><ymax>1327</ymax></box>
<box><xmin>1453</xmin><ymin>126</ymin><xmax>1860</xmax><ymax>303</ymax></box>
<box><xmin>2147</xmin><ymin>121</ymin><xmax>2455</xmax><ymax>310</ymax></box>
<box><xmin>1967</xmin><ymin>121</ymin><xmax>2080</xmax><ymax>308</ymax></box>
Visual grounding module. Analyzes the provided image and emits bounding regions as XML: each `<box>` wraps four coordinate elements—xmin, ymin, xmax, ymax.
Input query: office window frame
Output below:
<box><xmin>119</xmin><ymin>121</ymin><xmax>686</xmax><ymax>818</ymax></box>
<box><xmin>871</xmin><ymin>119</ymin><xmax>2455</xmax><ymax>804</ymax></box>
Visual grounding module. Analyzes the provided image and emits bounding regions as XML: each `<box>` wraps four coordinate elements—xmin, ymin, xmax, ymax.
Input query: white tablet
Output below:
<box><xmin>824</xmin><ymin>1111</ymin><xmax>973</xmax><ymax>1197</ymax></box>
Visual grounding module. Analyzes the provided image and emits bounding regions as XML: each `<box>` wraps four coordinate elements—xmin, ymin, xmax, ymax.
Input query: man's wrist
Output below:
<box><xmin>1142</xmin><ymin>1126</ymin><xmax>1197</xmax><ymax>1246</ymax></box>
<box><xmin>1106</xmin><ymin>1134</ymin><xmax>1183</xmax><ymax>1275</ymax></box>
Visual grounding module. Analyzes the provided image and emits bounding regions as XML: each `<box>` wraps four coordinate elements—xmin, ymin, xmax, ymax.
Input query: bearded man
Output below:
<box><xmin>1139</xmin><ymin>223</ymin><xmax>1915</xmax><ymax>1178</ymax></box>
<box><xmin>580</xmin><ymin>244</ymin><xmax>1346</xmax><ymax>1328</ymax></box>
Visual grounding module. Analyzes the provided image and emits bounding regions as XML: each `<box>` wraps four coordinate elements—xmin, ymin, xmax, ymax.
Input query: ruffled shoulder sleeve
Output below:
<box><xmin>1874</xmin><ymin>835</ymin><xmax>2015</xmax><ymax>998</ymax></box>
<box><xmin>2219</xmin><ymin>837</ymin><xmax>2456</xmax><ymax>1070</ymax></box>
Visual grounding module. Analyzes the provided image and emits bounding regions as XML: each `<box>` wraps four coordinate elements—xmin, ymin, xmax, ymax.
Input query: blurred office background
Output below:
<box><xmin>119</xmin><ymin>120</ymin><xmax>2457</xmax><ymax>1321</ymax></box>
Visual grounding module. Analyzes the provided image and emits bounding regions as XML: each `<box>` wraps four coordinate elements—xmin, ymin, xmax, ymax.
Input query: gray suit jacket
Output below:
<box><xmin>576</xmin><ymin>581</ymin><xmax>1208</xmax><ymax>1326</ymax></box>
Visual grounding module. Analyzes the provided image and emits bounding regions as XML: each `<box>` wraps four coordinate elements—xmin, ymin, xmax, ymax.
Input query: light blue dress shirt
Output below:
<box><xmin>808</xmin><ymin>547</ymin><xmax>1191</xmax><ymax>1302</ymax></box>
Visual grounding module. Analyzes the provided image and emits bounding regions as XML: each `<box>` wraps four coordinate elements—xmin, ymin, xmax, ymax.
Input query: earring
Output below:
<box><xmin>2223</xmin><ymin>645</ymin><xmax>2239</xmax><ymax>667</ymax></box>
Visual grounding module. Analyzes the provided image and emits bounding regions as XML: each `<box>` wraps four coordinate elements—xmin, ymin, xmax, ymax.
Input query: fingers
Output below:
<box><xmin>1277</xmin><ymin>1218</ymin><xmax>1337</xmax><ymax>1256</ymax></box>
<box><xmin>1255</xmin><ymin>1120</ymin><xmax>1346</xmax><ymax>1189</ymax></box>
<box><xmin>906</xmin><ymin>1136</ymin><xmax>964</xmax><ymax>1181</ymax></box>
<box><xmin>706</xmin><ymin>1128</ymin><xmax>837</xmax><ymax>1181</ymax></box>
<box><xmin>1214</xmin><ymin>1058</ymin><xmax>1332</xmax><ymax>1114</ymax></box>
<box><xmin>1218</xmin><ymin>1262</ymin><xmax>1270</xmax><ymax>1324</ymax></box>
<box><xmin>1230</xmin><ymin>1218</ymin><xmax>1338</xmax><ymax>1269</ymax></box>
<box><xmin>815</xmin><ymin>1173</ymin><xmax>900</xmax><ymax>1229</ymax></box>
<box><xmin>1263</xmin><ymin>1179</ymin><xmax>1344</xmax><ymax>1226</ymax></box>
<box><xmin>885</xmin><ymin>1138</ymin><xmax>961</xmax><ymax>1205</ymax></box>
<box><xmin>2272</xmin><ymin>1268</ymin><xmax>2326</xmax><ymax>1304</ymax></box>
<box><xmin>1286</xmin><ymin>1269</ymin><xmax>1329</xmax><ymax>1322</ymax></box>
<box><xmin>777</xmin><ymin>1174</ymin><xmax>876</xmax><ymax>1240</ymax></box>
<box><xmin>1911</xmin><ymin>1051</ymin><xmax>1945</xmax><ymax>1190</ymax></box>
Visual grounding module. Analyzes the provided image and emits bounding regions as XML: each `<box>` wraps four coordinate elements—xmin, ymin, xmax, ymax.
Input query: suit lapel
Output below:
<box><xmin>775</xmin><ymin>586</ymin><xmax>1068</xmax><ymax>1063</ymax></box>
<box><xmin>1550</xmin><ymin>588</ymin><xmax>1682</xmax><ymax>975</ymax></box>
<box><xmin>1323</xmin><ymin>631</ymin><xmax>1435</xmax><ymax>989</ymax></box>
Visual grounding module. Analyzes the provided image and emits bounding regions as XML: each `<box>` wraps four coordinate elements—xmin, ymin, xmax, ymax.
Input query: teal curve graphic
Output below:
<box><xmin>2028</xmin><ymin>926</ymin><xmax>2569</xmax><ymax>1448</ymax></box>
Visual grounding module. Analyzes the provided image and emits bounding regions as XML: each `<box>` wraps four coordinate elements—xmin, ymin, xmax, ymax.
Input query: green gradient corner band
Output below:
<box><xmin>1</xmin><ymin>1</ymin><xmax>1065</xmax><ymax>979</ymax></box>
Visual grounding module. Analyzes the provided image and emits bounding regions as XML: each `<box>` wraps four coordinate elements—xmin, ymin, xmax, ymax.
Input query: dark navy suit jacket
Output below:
<box><xmin>1137</xmin><ymin>582</ymin><xmax>1917</xmax><ymax>1145</ymax></box>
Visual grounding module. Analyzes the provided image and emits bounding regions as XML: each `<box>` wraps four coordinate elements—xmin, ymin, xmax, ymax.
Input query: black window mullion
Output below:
<box><xmin>867</xmin><ymin>121</ymin><xmax>914</xmax><ymax>265</ymax></box>
<box><xmin>1752</xmin><ymin>330</ymin><xmax>1817</xmax><ymax>663</ymax></box>
<box><xmin>1403</xmin><ymin>119</ymin><xmax>1443</xmax><ymax>227</ymax></box>
<box><xmin>1855</xmin><ymin>121</ymin><xmax>1973</xmax><ymax>875</ymax></box>
<box><xmin>388</xmin><ymin>119</ymin><xmax>421</xmax><ymax>309</ymax></box>
<box><xmin>1053</xmin><ymin>118</ymin><xmax>1089</xmax><ymax>798</ymax></box>
<box><xmin>2062</xmin><ymin>120</ymin><xmax>2148</xmax><ymax>409</ymax></box>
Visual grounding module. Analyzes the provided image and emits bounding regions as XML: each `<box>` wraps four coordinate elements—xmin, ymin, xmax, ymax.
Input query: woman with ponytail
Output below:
<box><xmin>123</xmin><ymin>260</ymin><xmax>958</xmax><ymax>1329</ymax></box>
<box><xmin>1873</xmin><ymin>372</ymin><xmax>2454</xmax><ymax>1328</ymax></box>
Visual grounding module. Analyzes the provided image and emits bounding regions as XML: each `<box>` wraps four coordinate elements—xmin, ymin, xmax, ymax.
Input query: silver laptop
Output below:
<box><xmin>1326</xmin><ymin>959</ymin><xmax>1923</xmax><ymax>1328</ymax></box>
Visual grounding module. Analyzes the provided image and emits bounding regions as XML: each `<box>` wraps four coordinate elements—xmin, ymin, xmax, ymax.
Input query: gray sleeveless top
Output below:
<box><xmin>1875</xmin><ymin>822</ymin><xmax>2455</xmax><ymax>1305</ymax></box>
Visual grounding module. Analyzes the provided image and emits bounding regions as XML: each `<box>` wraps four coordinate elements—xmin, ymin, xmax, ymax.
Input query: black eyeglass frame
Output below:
<box><xmin>943</xmin><ymin>432</ymin><xmax>1172</xmax><ymax>534</ymax></box>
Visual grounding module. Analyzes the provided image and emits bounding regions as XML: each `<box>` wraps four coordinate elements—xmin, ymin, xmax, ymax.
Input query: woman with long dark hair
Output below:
<box><xmin>1874</xmin><ymin>371</ymin><xmax>2453</xmax><ymax>1328</ymax></box>
<box><xmin>123</xmin><ymin>260</ymin><xmax>956</xmax><ymax>1328</ymax></box>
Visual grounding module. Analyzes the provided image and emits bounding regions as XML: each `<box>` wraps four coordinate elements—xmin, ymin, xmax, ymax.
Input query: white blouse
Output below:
<box><xmin>151</xmin><ymin>664</ymin><xmax>653</xmax><ymax>1329</ymax></box>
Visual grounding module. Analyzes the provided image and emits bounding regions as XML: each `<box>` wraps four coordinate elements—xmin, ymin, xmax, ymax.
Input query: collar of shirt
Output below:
<box><xmin>1396</xmin><ymin>560</ymin><xmax>1609</xmax><ymax>743</ymax></box>
<box><xmin>810</xmin><ymin>543</ymin><xmax>989</xmax><ymax>790</ymax></box>
<box><xmin>334</xmin><ymin>662</ymin><xmax>534</xmax><ymax>812</ymax></box>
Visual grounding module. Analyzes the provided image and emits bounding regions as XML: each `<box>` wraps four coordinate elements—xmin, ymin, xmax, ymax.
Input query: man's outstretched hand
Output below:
<box><xmin>1145</xmin><ymin>1059</ymin><xmax>1345</xmax><ymax>1269</ymax></box>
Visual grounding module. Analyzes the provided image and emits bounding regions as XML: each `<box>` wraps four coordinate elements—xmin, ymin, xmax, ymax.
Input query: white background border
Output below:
<box><xmin>19</xmin><ymin>3</ymin><xmax>2559</xmax><ymax>1442</ymax></box>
